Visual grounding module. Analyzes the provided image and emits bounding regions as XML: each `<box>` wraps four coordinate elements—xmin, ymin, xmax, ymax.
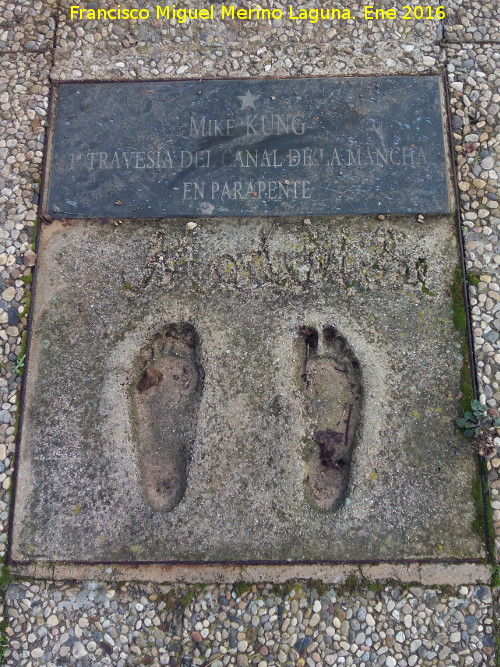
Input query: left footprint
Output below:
<box><xmin>131</xmin><ymin>323</ymin><xmax>203</xmax><ymax>512</ymax></box>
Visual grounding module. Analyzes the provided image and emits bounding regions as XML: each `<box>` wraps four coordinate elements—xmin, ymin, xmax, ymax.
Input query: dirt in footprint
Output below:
<box><xmin>297</xmin><ymin>325</ymin><xmax>362</xmax><ymax>511</ymax></box>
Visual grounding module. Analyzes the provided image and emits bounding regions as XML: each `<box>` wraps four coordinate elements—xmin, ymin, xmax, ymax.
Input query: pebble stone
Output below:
<box><xmin>448</xmin><ymin>42</ymin><xmax>500</xmax><ymax>551</ymax></box>
<box><xmin>53</xmin><ymin>0</ymin><xmax>443</xmax><ymax>81</ymax></box>
<box><xmin>0</xmin><ymin>2</ymin><xmax>498</xmax><ymax>666</ymax></box>
<box><xmin>1</xmin><ymin>582</ymin><xmax>497</xmax><ymax>666</ymax></box>
<box><xmin>445</xmin><ymin>2</ymin><xmax>500</xmax><ymax>43</ymax></box>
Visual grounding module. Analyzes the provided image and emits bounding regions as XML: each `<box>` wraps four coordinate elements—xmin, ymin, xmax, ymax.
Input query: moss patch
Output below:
<box><xmin>278</xmin><ymin>577</ymin><xmax>467</xmax><ymax>598</ymax></box>
<box><xmin>23</xmin><ymin>290</ymin><xmax>31</xmax><ymax>319</ymax></box>
<box><xmin>12</xmin><ymin>393</ymin><xmax>21</xmax><ymax>438</ymax></box>
<box><xmin>233</xmin><ymin>582</ymin><xmax>253</xmax><ymax>598</ymax></box>
<box><xmin>0</xmin><ymin>567</ymin><xmax>10</xmax><ymax>591</ymax></box>
<box><xmin>179</xmin><ymin>585</ymin><xmax>203</xmax><ymax>607</ymax></box>
<box><xmin>467</xmin><ymin>273</ymin><xmax>481</xmax><ymax>287</ymax></box>
<box><xmin>279</xmin><ymin>581</ymin><xmax>305</xmax><ymax>598</ymax></box>
<box><xmin>482</xmin><ymin>471</ymin><xmax>496</xmax><ymax>561</ymax></box>
<box><xmin>421</xmin><ymin>284</ymin><xmax>436</xmax><ymax>296</ymax></box>
<box><xmin>451</xmin><ymin>264</ymin><xmax>473</xmax><ymax>411</ymax></box>
<box><xmin>30</xmin><ymin>218</ymin><xmax>38</xmax><ymax>252</ymax></box>
<box><xmin>472</xmin><ymin>458</ymin><xmax>498</xmax><ymax>580</ymax></box>
<box><xmin>305</xmin><ymin>579</ymin><xmax>332</xmax><ymax>597</ymax></box>
<box><xmin>0</xmin><ymin>566</ymin><xmax>10</xmax><ymax>663</ymax></box>
<box><xmin>18</xmin><ymin>331</ymin><xmax>27</xmax><ymax>361</ymax></box>
<box><xmin>472</xmin><ymin>474</ymin><xmax>485</xmax><ymax>538</ymax></box>
<box><xmin>493</xmin><ymin>599</ymin><xmax>500</xmax><ymax>667</ymax></box>
<box><xmin>156</xmin><ymin>590</ymin><xmax>182</xmax><ymax>610</ymax></box>
<box><xmin>0</xmin><ymin>616</ymin><xmax>7</xmax><ymax>663</ymax></box>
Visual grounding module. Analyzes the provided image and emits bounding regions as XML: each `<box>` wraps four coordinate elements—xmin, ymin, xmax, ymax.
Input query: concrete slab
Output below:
<box><xmin>11</xmin><ymin>215</ymin><xmax>485</xmax><ymax>564</ymax></box>
<box><xmin>12</xmin><ymin>216</ymin><xmax>484</xmax><ymax>562</ymax></box>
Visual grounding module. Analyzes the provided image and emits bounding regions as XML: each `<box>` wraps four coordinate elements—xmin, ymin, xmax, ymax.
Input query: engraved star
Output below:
<box><xmin>237</xmin><ymin>90</ymin><xmax>260</xmax><ymax>111</ymax></box>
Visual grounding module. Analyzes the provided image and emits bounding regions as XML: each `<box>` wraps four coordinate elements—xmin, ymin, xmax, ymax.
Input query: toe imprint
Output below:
<box><xmin>298</xmin><ymin>325</ymin><xmax>362</xmax><ymax>511</ymax></box>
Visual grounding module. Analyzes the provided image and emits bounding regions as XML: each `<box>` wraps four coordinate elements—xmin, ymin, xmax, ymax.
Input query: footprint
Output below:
<box><xmin>131</xmin><ymin>323</ymin><xmax>203</xmax><ymax>512</ymax></box>
<box><xmin>297</xmin><ymin>325</ymin><xmax>362</xmax><ymax>511</ymax></box>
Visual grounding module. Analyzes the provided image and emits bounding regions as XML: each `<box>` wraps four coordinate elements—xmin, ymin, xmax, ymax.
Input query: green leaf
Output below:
<box><xmin>463</xmin><ymin>429</ymin><xmax>475</xmax><ymax>438</ymax></box>
<box><xmin>494</xmin><ymin>418</ymin><xmax>500</xmax><ymax>427</ymax></box>
<box><xmin>464</xmin><ymin>412</ymin><xmax>472</xmax><ymax>420</ymax></box>
<box><xmin>471</xmin><ymin>400</ymin><xmax>482</xmax><ymax>411</ymax></box>
<box><xmin>456</xmin><ymin>418</ymin><xmax>467</xmax><ymax>427</ymax></box>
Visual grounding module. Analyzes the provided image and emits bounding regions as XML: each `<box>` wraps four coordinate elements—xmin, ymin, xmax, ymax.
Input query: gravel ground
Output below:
<box><xmin>445</xmin><ymin>1</ymin><xmax>500</xmax><ymax>43</ymax></box>
<box><xmin>0</xmin><ymin>1</ymin><xmax>499</xmax><ymax>665</ymax></box>
<box><xmin>0</xmin><ymin>49</ymin><xmax>49</xmax><ymax>564</ymax></box>
<box><xmin>0</xmin><ymin>0</ymin><xmax>57</xmax><ymax>53</ymax></box>
<box><xmin>447</xmin><ymin>43</ymin><xmax>500</xmax><ymax>552</ymax></box>
<box><xmin>53</xmin><ymin>0</ymin><xmax>445</xmax><ymax>80</ymax></box>
<box><xmin>2</xmin><ymin>582</ymin><xmax>497</xmax><ymax>666</ymax></box>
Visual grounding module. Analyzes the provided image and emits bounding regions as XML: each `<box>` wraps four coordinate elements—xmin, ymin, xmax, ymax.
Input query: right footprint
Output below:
<box><xmin>297</xmin><ymin>325</ymin><xmax>362</xmax><ymax>511</ymax></box>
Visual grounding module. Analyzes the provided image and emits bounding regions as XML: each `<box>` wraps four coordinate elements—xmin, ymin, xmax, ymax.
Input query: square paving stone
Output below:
<box><xmin>11</xmin><ymin>216</ymin><xmax>485</xmax><ymax>564</ymax></box>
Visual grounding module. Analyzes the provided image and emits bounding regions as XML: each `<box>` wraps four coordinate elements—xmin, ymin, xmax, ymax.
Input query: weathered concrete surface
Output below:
<box><xmin>11</xmin><ymin>215</ymin><xmax>484</xmax><ymax>563</ymax></box>
<box><xmin>10</xmin><ymin>562</ymin><xmax>492</xmax><ymax>586</ymax></box>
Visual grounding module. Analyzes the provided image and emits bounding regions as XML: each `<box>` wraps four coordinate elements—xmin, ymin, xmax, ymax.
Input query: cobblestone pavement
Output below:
<box><xmin>446</xmin><ymin>41</ymin><xmax>500</xmax><ymax>553</ymax></box>
<box><xmin>2</xmin><ymin>582</ymin><xmax>498</xmax><ymax>666</ymax></box>
<box><xmin>0</xmin><ymin>1</ymin><xmax>499</xmax><ymax>664</ymax></box>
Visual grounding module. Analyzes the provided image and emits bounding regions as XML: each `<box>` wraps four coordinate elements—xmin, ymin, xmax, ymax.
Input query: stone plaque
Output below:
<box><xmin>45</xmin><ymin>76</ymin><xmax>450</xmax><ymax>218</ymax></box>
